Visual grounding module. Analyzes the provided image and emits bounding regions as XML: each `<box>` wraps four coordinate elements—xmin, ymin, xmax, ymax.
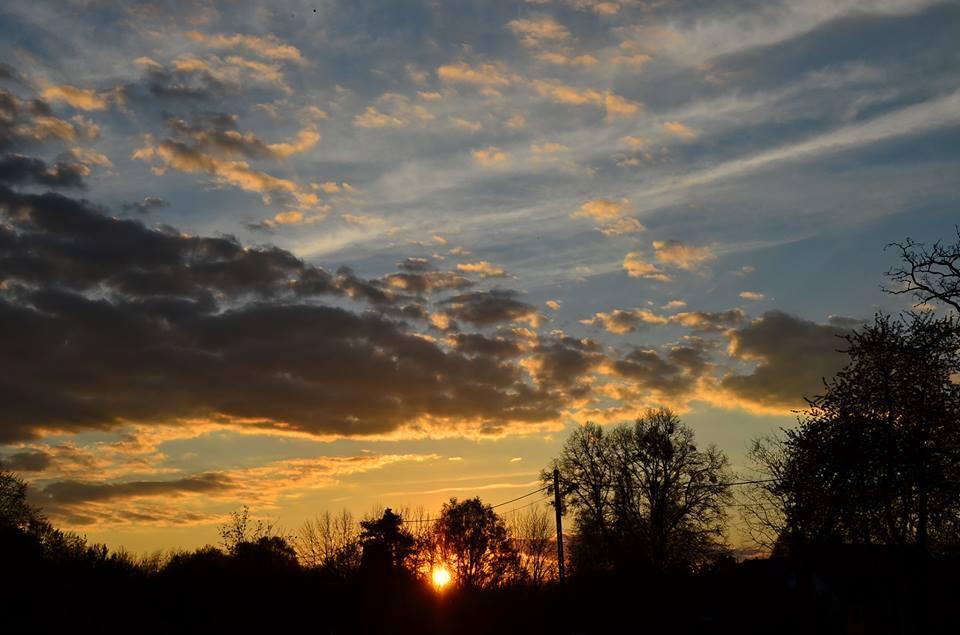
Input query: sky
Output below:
<box><xmin>0</xmin><ymin>0</ymin><xmax>958</xmax><ymax>554</ymax></box>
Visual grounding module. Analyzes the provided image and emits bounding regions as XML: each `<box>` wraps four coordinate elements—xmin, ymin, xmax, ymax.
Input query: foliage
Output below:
<box><xmin>545</xmin><ymin>408</ymin><xmax>733</xmax><ymax>573</ymax></box>
<box><xmin>433</xmin><ymin>497</ymin><xmax>522</xmax><ymax>589</ymax></box>
<box><xmin>748</xmin><ymin>312</ymin><xmax>960</xmax><ymax>554</ymax></box>
<box><xmin>217</xmin><ymin>505</ymin><xmax>282</xmax><ymax>555</ymax></box>
<box><xmin>359</xmin><ymin>507</ymin><xmax>415</xmax><ymax>577</ymax></box>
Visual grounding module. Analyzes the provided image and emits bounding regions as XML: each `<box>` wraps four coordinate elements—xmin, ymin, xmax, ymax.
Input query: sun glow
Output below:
<box><xmin>431</xmin><ymin>566</ymin><xmax>452</xmax><ymax>590</ymax></box>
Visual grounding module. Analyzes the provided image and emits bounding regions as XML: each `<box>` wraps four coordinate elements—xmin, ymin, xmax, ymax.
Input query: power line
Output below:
<box><xmin>398</xmin><ymin>485</ymin><xmax>550</xmax><ymax>524</ymax></box>
<box><xmin>398</xmin><ymin>479</ymin><xmax>776</xmax><ymax>524</ymax></box>
<box><xmin>491</xmin><ymin>485</ymin><xmax>549</xmax><ymax>509</ymax></box>
<box><xmin>499</xmin><ymin>495</ymin><xmax>551</xmax><ymax>517</ymax></box>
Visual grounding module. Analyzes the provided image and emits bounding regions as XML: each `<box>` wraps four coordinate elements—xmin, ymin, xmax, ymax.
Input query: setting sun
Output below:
<box><xmin>431</xmin><ymin>566</ymin><xmax>452</xmax><ymax>590</ymax></box>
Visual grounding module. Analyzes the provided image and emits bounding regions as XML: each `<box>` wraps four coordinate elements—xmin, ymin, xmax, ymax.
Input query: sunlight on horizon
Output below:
<box><xmin>431</xmin><ymin>566</ymin><xmax>452</xmax><ymax>591</ymax></box>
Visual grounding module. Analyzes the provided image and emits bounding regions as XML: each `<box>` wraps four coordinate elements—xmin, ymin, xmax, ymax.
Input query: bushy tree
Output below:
<box><xmin>546</xmin><ymin>408</ymin><xmax>732</xmax><ymax>573</ymax></box>
<box><xmin>433</xmin><ymin>497</ymin><xmax>521</xmax><ymax>589</ymax></box>
<box><xmin>748</xmin><ymin>312</ymin><xmax>960</xmax><ymax>554</ymax></box>
<box><xmin>359</xmin><ymin>508</ymin><xmax>415</xmax><ymax>577</ymax></box>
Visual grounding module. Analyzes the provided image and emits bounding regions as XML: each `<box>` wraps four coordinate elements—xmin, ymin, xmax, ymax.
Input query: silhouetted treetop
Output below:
<box><xmin>886</xmin><ymin>226</ymin><xmax>960</xmax><ymax>313</ymax></box>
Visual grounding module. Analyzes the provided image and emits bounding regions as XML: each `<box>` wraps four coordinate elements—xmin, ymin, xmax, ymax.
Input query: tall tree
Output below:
<box><xmin>546</xmin><ymin>408</ymin><xmax>732</xmax><ymax>573</ymax></box>
<box><xmin>747</xmin><ymin>313</ymin><xmax>960</xmax><ymax>553</ymax></box>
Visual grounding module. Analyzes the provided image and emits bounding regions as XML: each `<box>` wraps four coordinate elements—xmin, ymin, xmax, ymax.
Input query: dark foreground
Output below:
<box><xmin>2</xmin><ymin>537</ymin><xmax>956</xmax><ymax>635</ymax></box>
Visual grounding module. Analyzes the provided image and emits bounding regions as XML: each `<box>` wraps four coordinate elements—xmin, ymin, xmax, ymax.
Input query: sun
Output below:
<box><xmin>431</xmin><ymin>566</ymin><xmax>452</xmax><ymax>590</ymax></box>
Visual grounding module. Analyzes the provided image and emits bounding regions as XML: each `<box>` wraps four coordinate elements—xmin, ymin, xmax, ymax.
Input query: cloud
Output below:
<box><xmin>184</xmin><ymin>31</ymin><xmax>304</xmax><ymax>63</ymax></box>
<box><xmin>353</xmin><ymin>93</ymin><xmax>435</xmax><ymax>129</ymax></box>
<box><xmin>165</xmin><ymin>113</ymin><xmax>319</xmax><ymax>159</ymax></box>
<box><xmin>450</xmin><ymin>117</ymin><xmax>483</xmax><ymax>132</ymax></box>
<box><xmin>623</xmin><ymin>252</ymin><xmax>670</xmax><ymax>282</ymax></box>
<box><xmin>121</xmin><ymin>196</ymin><xmax>169</xmax><ymax>214</ymax></box>
<box><xmin>536</xmin><ymin>52</ymin><xmax>599</xmax><ymax>66</ymax></box>
<box><xmin>0</xmin><ymin>154</ymin><xmax>87</xmax><ymax>189</ymax></box>
<box><xmin>531</xmin><ymin>142</ymin><xmax>568</xmax><ymax>154</ymax></box>
<box><xmin>456</xmin><ymin>261</ymin><xmax>509</xmax><ymax>278</ymax></box>
<box><xmin>580</xmin><ymin>308</ymin><xmax>668</xmax><ymax>334</ymax></box>
<box><xmin>720</xmin><ymin>311</ymin><xmax>851</xmax><ymax>411</ymax></box>
<box><xmin>652</xmin><ymin>240</ymin><xmax>714</xmax><ymax>270</ymax></box>
<box><xmin>472</xmin><ymin>146</ymin><xmax>510</xmax><ymax>166</ymax></box>
<box><xmin>523</xmin><ymin>335</ymin><xmax>603</xmax><ymax>393</ymax></box>
<box><xmin>0</xmin><ymin>88</ymin><xmax>86</xmax><ymax>147</ymax></box>
<box><xmin>599</xmin><ymin>217</ymin><xmax>645</xmax><ymax>236</ymax></box>
<box><xmin>437</xmin><ymin>62</ymin><xmax>514</xmax><ymax>86</ymax></box>
<box><xmin>571</xmin><ymin>198</ymin><xmax>630</xmax><ymax>221</ymax></box>
<box><xmin>441</xmin><ymin>290</ymin><xmax>541</xmax><ymax>327</ymax></box>
<box><xmin>663</xmin><ymin>121</ymin><xmax>699</xmax><ymax>139</ymax></box>
<box><xmin>133</xmin><ymin>125</ymin><xmax>321</xmax><ymax>214</ymax></box>
<box><xmin>35</xmin><ymin>473</ymin><xmax>232</xmax><ymax>506</ymax></box>
<box><xmin>40</xmin><ymin>85</ymin><xmax>110</xmax><ymax>111</ymax></box>
<box><xmin>532</xmin><ymin>80</ymin><xmax>640</xmax><ymax>119</ymax></box>
<box><xmin>604</xmin><ymin>342</ymin><xmax>712</xmax><ymax>402</ymax></box>
<box><xmin>0</xmin><ymin>188</ymin><xmax>575</xmax><ymax>442</ymax></box>
<box><xmin>739</xmin><ymin>291</ymin><xmax>765</xmax><ymax>301</ymax></box>
<box><xmin>669</xmin><ymin>309</ymin><xmax>747</xmax><ymax>332</ymax></box>
<box><xmin>1</xmin><ymin>450</ymin><xmax>51</xmax><ymax>472</ymax></box>
<box><xmin>507</xmin><ymin>15</ymin><xmax>571</xmax><ymax>48</ymax></box>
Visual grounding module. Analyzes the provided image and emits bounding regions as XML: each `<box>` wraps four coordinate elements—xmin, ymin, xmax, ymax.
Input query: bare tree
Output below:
<box><xmin>508</xmin><ymin>504</ymin><xmax>555</xmax><ymax>585</ymax></box>
<box><xmin>217</xmin><ymin>505</ymin><xmax>281</xmax><ymax>555</ymax></box>
<box><xmin>295</xmin><ymin>509</ymin><xmax>360</xmax><ymax>574</ymax></box>
<box><xmin>739</xmin><ymin>435</ymin><xmax>790</xmax><ymax>552</ymax></box>
<box><xmin>886</xmin><ymin>227</ymin><xmax>960</xmax><ymax>313</ymax></box>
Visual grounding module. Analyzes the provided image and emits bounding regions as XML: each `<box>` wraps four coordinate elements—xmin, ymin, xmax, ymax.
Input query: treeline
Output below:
<box><xmin>2</xmin><ymin>231</ymin><xmax>960</xmax><ymax>633</ymax></box>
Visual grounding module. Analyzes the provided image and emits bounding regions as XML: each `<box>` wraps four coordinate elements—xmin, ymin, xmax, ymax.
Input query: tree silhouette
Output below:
<box><xmin>433</xmin><ymin>497</ymin><xmax>522</xmax><ymax>589</ymax></box>
<box><xmin>508</xmin><ymin>505</ymin><xmax>556</xmax><ymax>585</ymax></box>
<box><xmin>295</xmin><ymin>509</ymin><xmax>361</xmax><ymax>575</ymax></box>
<box><xmin>0</xmin><ymin>464</ymin><xmax>36</xmax><ymax>530</ymax></box>
<box><xmin>886</xmin><ymin>226</ymin><xmax>960</xmax><ymax>313</ymax></box>
<box><xmin>217</xmin><ymin>505</ymin><xmax>281</xmax><ymax>555</ymax></box>
<box><xmin>359</xmin><ymin>507</ymin><xmax>415</xmax><ymax>577</ymax></box>
<box><xmin>545</xmin><ymin>408</ymin><xmax>733</xmax><ymax>573</ymax></box>
<box><xmin>748</xmin><ymin>312</ymin><xmax>960</xmax><ymax>554</ymax></box>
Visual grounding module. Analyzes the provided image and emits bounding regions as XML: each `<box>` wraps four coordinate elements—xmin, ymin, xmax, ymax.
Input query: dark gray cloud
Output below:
<box><xmin>441</xmin><ymin>289</ymin><xmax>540</xmax><ymax>327</ymax></box>
<box><xmin>0</xmin><ymin>154</ymin><xmax>86</xmax><ymax>189</ymax></box>
<box><xmin>1</xmin><ymin>450</ymin><xmax>51</xmax><ymax>472</ymax></box>
<box><xmin>721</xmin><ymin>311</ymin><xmax>851</xmax><ymax>408</ymax></box>
<box><xmin>528</xmin><ymin>335</ymin><xmax>602</xmax><ymax>392</ymax></box>
<box><xmin>0</xmin><ymin>187</ymin><xmax>339</xmax><ymax>302</ymax></box>
<box><xmin>449</xmin><ymin>333</ymin><xmax>523</xmax><ymax>360</ymax></box>
<box><xmin>121</xmin><ymin>196</ymin><xmax>169</xmax><ymax>214</ymax></box>
<box><xmin>34</xmin><ymin>472</ymin><xmax>232</xmax><ymax>506</ymax></box>
<box><xmin>0</xmin><ymin>187</ymin><xmax>569</xmax><ymax>442</ymax></box>
<box><xmin>610</xmin><ymin>342</ymin><xmax>711</xmax><ymax>398</ymax></box>
<box><xmin>164</xmin><ymin>112</ymin><xmax>276</xmax><ymax>159</ymax></box>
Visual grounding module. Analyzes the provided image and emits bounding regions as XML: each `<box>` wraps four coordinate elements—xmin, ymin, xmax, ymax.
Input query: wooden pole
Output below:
<box><xmin>553</xmin><ymin>468</ymin><xmax>565</xmax><ymax>584</ymax></box>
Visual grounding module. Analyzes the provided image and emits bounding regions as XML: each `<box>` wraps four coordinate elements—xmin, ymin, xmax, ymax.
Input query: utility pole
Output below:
<box><xmin>553</xmin><ymin>468</ymin><xmax>565</xmax><ymax>584</ymax></box>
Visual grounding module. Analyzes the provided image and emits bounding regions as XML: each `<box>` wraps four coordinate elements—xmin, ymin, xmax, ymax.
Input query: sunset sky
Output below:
<box><xmin>1</xmin><ymin>0</ymin><xmax>958</xmax><ymax>554</ymax></box>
